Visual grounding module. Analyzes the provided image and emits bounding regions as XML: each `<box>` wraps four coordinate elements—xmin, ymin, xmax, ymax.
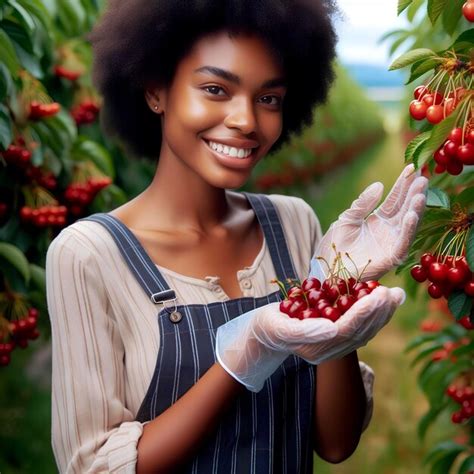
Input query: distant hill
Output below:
<box><xmin>342</xmin><ymin>63</ymin><xmax>405</xmax><ymax>88</ymax></box>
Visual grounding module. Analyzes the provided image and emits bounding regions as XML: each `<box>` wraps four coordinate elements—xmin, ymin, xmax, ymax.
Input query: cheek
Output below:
<box><xmin>168</xmin><ymin>89</ymin><xmax>221</xmax><ymax>133</ymax></box>
<box><xmin>259</xmin><ymin>112</ymin><xmax>283</xmax><ymax>145</ymax></box>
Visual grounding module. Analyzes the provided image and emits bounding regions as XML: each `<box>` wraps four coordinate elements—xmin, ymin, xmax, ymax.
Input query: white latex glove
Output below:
<box><xmin>215</xmin><ymin>305</ymin><xmax>337</xmax><ymax>392</ymax></box>
<box><xmin>312</xmin><ymin>164</ymin><xmax>428</xmax><ymax>281</ymax></box>
<box><xmin>293</xmin><ymin>285</ymin><xmax>405</xmax><ymax>364</ymax></box>
<box><xmin>215</xmin><ymin>285</ymin><xmax>404</xmax><ymax>392</ymax></box>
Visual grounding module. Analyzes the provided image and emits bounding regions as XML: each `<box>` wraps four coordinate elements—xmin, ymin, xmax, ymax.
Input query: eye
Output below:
<box><xmin>203</xmin><ymin>85</ymin><xmax>226</xmax><ymax>96</ymax></box>
<box><xmin>258</xmin><ymin>95</ymin><xmax>282</xmax><ymax>106</ymax></box>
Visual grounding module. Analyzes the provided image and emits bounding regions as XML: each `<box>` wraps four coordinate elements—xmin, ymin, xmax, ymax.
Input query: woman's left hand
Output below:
<box><xmin>312</xmin><ymin>164</ymin><xmax>428</xmax><ymax>281</ymax></box>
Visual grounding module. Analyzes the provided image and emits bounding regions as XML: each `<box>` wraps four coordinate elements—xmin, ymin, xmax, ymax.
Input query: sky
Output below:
<box><xmin>335</xmin><ymin>0</ymin><xmax>408</xmax><ymax>66</ymax></box>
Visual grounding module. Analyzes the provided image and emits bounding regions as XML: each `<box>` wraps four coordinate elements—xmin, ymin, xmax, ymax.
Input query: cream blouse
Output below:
<box><xmin>46</xmin><ymin>193</ymin><xmax>374</xmax><ymax>473</ymax></box>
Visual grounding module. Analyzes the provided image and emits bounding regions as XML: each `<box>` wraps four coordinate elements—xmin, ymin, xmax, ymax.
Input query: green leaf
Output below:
<box><xmin>449</xmin><ymin>28</ymin><xmax>474</xmax><ymax>50</ymax></box>
<box><xmin>410</xmin><ymin>343</ymin><xmax>444</xmax><ymax>367</ymax></box>
<box><xmin>389</xmin><ymin>48</ymin><xmax>437</xmax><ymax>71</ymax></box>
<box><xmin>405</xmin><ymin>132</ymin><xmax>431</xmax><ymax>164</ymax></box>
<box><xmin>415</xmin><ymin>112</ymin><xmax>457</xmax><ymax>167</ymax></box>
<box><xmin>466</xmin><ymin>225</ymin><xmax>474</xmax><ymax>272</ymax></box>
<box><xmin>423</xmin><ymin>441</ymin><xmax>465</xmax><ymax>466</ymax></box>
<box><xmin>427</xmin><ymin>0</ymin><xmax>448</xmax><ymax>25</ymax></box>
<box><xmin>417</xmin><ymin>403</ymin><xmax>448</xmax><ymax>440</ymax></box>
<box><xmin>0</xmin><ymin>103</ymin><xmax>13</xmax><ymax>150</ymax></box>
<box><xmin>0</xmin><ymin>62</ymin><xmax>14</xmax><ymax>102</ymax></box>
<box><xmin>56</xmin><ymin>0</ymin><xmax>86</xmax><ymax>36</ymax></box>
<box><xmin>426</xmin><ymin>188</ymin><xmax>450</xmax><ymax>208</ymax></box>
<box><xmin>442</xmin><ymin>0</ymin><xmax>464</xmax><ymax>36</ymax></box>
<box><xmin>406</xmin><ymin>58</ymin><xmax>442</xmax><ymax>84</ymax></box>
<box><xmin>0</xmin><ymin>241</ymin><xmax>30</xmax><ymax>283</ymax></box>
<box><xmin>0</xmin><ymin>29</ymin><xmax>20</xmax><ymax>76</ymax></box>
<box><xmin>431</xmin><ymin>451</ymin><xmax>462</xmax><ymax>474</ymax></box>
<box><xmin>452</xmin><ymin>186</ymin><xmax>474</xmax><ymax>208</ymax></box>
<box><xmin>8</xmin><ymin>0</ymin><xmax>36</xmax><ymax>33</ymax></box>
<box><xmin>458</xmin><ymin>455</ymin><xmax>474</xmax><ymax>474</ymax></box>
<box><xmin>398</xmin><ymin>0</ymin><xmax>414</xmax><ymax>14</ymax></box>
<box><xmin>29</xmin><ymin>263</ymin><xmax>46</xmax><ymax>293</ymax></box>
<box><xmin>72</xmin><ymin>138</ymin><xmax>114</xmax><ymax>177</ymax></box>
<box><xmin>448</xmin><ymin>291</ymin><xmax>473</xmax><ymax>320</ymax></box>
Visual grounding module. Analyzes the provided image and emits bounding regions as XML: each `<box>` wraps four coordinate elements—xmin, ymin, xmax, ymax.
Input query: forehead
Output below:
<box><xmin>178</xmin><ymin>31</ymin><xmax>284</xmax><ymax>82</ymax></box>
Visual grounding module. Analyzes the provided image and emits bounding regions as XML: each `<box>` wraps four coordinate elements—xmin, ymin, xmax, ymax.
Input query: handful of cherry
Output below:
<box><xmin>273</xmin><ymin>250</ymin><xmax>380</xmax><ymax>322</ymax></box>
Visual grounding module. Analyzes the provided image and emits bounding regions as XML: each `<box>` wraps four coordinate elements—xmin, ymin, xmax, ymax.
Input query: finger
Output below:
<box><xmin>339</xmin><ymin>182</ymin><xmax>384</xmax><ymax>223</ymax></box>
<box><xmin>395</xmin><ymin>176</ymin><xmax>428</xmax><ymax>220</ymax></box>
<box><xmin>391</xmin><ymin>210</ymin><xmax>420</xmax><ymax>264</ymax></box>
<box><xmin>390</xmin><ymin>287</ymin><xmax>406</xmax><ymax>305</ymax></box>
<box><xmin>377</xmin><ymin>165</ymin><xmax>417</xmax><ymax>218</ymax></box>
<box><xmin>276</xmin><ymin>316</ymin><xmax>337</xmax><ymax>342</ymax></box>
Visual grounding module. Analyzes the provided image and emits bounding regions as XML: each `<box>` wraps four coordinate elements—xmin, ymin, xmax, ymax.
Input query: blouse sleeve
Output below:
<box><xmin>46</xmin><ymin>229</ymin><xmax>144</xmax><ymax>473</ymax></box>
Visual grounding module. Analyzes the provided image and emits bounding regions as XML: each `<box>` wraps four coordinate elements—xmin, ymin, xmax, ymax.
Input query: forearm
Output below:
<box><xmin>313</xmin><ymin>351</ymin><xmax>367</xmax><ymax>463</ymax></box>
<box><xmin>136</xmin><ymin>362</ymin><xmax>244</xmax><ymax>473</ymax></box>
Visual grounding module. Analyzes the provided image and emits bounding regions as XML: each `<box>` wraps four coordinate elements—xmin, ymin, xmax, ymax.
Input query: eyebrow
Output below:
<box><xmin>194</xmin><ymin>66</ymin><xmax>286</xmax><ymax>88</ymax></box>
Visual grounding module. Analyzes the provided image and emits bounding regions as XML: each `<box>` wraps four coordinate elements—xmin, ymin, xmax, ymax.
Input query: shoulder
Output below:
<box><xmin>46</xmin><ymin>216</ymin><xmax>119</xmax><ymax>267</ymax></box>
<box><xmin>263</xmin><ymin>193</ymin><xmax>322</xmax><ymax>238</ymax></box>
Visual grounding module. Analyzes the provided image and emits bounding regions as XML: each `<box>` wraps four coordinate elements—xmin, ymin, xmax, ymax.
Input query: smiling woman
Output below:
<box><xmin>44</xmin><ymin>0</ymin><xmax>427</xmax><ymax>473</ymax></box>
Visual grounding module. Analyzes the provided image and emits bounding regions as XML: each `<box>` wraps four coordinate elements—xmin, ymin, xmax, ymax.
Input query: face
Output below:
<box><xmin>147</xmin><ymin>31</ymin><xmax>287</xmax><ymax>189</ymax></box>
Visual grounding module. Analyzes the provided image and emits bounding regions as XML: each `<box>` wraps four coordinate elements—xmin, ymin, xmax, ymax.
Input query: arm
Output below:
<box><xmin>313</xmin><ymin>351</ymin><xmax>367</xmax><ymax>463</ymax></box>
<box><xmin>47</xmin><ymin>231</ymin><xmax>244</xmax><ymax>473</ymax></box>
<box><xmin>137</xmin><ymin>363</ymin><xmax>243</xmax><ymax>473</ymax></box>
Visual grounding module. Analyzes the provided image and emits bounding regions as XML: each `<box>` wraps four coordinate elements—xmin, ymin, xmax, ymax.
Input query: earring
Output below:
<box><xmin>153</xmin><ymin>105</ymin><xmax>159</xmax><ymax>111</ymax></box>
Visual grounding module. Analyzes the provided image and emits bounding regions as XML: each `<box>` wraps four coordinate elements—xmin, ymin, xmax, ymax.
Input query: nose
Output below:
<box><xmin>223</xmin><ymin>97</ymin><xmax>257</xmax><ymax>135</ymax></box>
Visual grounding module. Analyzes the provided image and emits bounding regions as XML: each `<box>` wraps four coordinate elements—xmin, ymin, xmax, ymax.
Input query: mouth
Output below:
<box><xmin>204</xmin><ymin>139</ymin><xmax>257</xmax><ymax>159</ymax></box>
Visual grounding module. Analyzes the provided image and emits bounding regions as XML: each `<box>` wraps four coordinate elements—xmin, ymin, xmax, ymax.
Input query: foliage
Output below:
<box><xmin>389</xmin><ymin>1</ymin><xmax>474</xmax><ymax>472</ymax></box>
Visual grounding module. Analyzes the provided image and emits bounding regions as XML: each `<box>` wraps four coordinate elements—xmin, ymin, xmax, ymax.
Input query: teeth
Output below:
<box><xmin>208</xmin><ymin>141</ymin><xmax>253</xmax><ymax>158</ymax></box>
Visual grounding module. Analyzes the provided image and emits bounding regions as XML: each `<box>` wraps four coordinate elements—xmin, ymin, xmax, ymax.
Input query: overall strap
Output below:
<box><xmin>243</xmin><ymin>193</ymin><xmax>298</xmax><ymax>283</ymax></box>
<box><xmin>78</xmin><ymin>214</ymin><xmax>173</xmax><ymax>303</ymax></box>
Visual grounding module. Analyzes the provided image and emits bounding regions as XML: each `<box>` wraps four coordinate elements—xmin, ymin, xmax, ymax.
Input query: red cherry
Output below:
<box><xmin>458</xmin><ymin>316</ymin><xmax>474</xmax><ymax>330</ymax></box>
<box><xmin>299</xmin><ymin>308</ymin><xmax>320</xmax><ymax>320</ymax></box>
<box><xmin>336</xmin><ymin>294</ymin><xmax>356</xmax><ymax>313</ymax></box>
<box><xmin>464</xmin><ymin>281</ymin><xmax>474</xmax><ymax>297</ymax></box>
<box><xmin>422</xmin><ymin>92</ymin><xmax>443</xmax><ymax>106</ymax></box>
<box><xmin>429</xmin><ymin>262</ymin><xmax>448</xmax><ymax>282</ymax></box>
<box><xmin>421</xmin><ymin>254</ymin><xmax>436</xmax><ymax>269</ymax></box>
<box><xmin>307</xmin><ymin>289</ymin><xmax>323</xmax><ymax>307</ymax></box>
<box><xmin>411</xmin><ymin>265</ymin><xmax>428</xmax><ymax>282</ymax></box>
<box><xmin>409</xmin><ymin>100</ymin><xmax>428</xmax><ymax>120</ymax></box>
<box><xmin>443</xmin><ymin>140</ymin><xmax>458</xmax><ymax>157</ymax></box>
<box><xmin>426</xmin><ymin>105</ymin><xmax>444</xmax><ymax>124</ymax></box>
<box><xmin>446</xmin><ymin>159</ymin><xmax>464</xmax><ymax>175</ymax></box>
<box><xmin>434</xmin><ymin>163</ymin><xmax>446</xmax><ymax>174</ymax></box>
<box><xmin>413</xmin><ymin>85</ymin><xmax>428</xmax><ymax>100</ymax></box>
<box><xmin>463</xmin><ymin>1</ymin><xmax>474</xmax><ymax>21</ymax></box>
<box><xmin>457</xmin><ymin>143</ymin><xmax>474</xmax><ymax>165</ymax></box>
<box><xmin>301</xmin><ymin>277</ymin><xmax>321</xmax><ymax>292</ymax></box>
<box><xmin>324</xmin><ymin>285</ymin><xmax>340</xmax><ymax>303</ymax></box>
<box><xmin>321</xmin><ymin>306</ymin><xmax>341</xmax><ymax>322</ymax></box>
<box><xmin>451</xmin><ymin>411</ymin><xmax>463</xmax><ymax>424</ymax></box>
<box><xmin>434</xmin><ymin>148</ymin><xmax>448</xmax><ymax>165</ymax></box>
<box><xmin>447</xmin><ymin>267</ymin><xmax>470</xmax><ymax>286</ymax></box>
<box><xmin>366</xmin><ymin>280</ymin><xmax>380</xmax><ymax>291</ymax></box>
<box><xmin>0</xmin><ymin>354</ymin><xmax>11</xmax><ymax>366</ymax></box>
<box><xmin>288</xmin><ymin>286</ymin><xmax>305</xmax><ymax>301</ymax></box>
<box><xmin>352</xmin><ymin>282</ymin><xmax>368</xmax><ymax>293</ymax></box>
<box><xmin>448</xmin><ymin>128</ymin><xmax>463</xmax><ymax>144</ymax></box>
<box><xmin>466</xmin><ymin>129</ymin><xmax>474</xmax><ymax>144</ymax></box>
<box><xmin>287</xmin><ymin>300</ymin><xmax>307</xmax><ymax>319</ymax></box>
<box><xmin>280</xmin><ymin>300</ymin><xmax>294</xmax><ymax>315</ymax></box>
<box><xmin>316</xmin><ymin>299</ymin><xmax>331</xmax><ymax>312</ymax></box>
<box><xmin>428</xmin><ymin>283</ymin><xmax>443</xmax><ymax>299</ymax></box>
<box><xmin>355</xmin><ymin>288</ymin><xmax>371</xmax><ymax>299</ymax></box>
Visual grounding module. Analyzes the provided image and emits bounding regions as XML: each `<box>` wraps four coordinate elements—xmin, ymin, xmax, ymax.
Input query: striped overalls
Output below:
<box><xmin>82</xmin><ymin>193</ymin><xmax>315</xmax><ymax>473</ymax></box>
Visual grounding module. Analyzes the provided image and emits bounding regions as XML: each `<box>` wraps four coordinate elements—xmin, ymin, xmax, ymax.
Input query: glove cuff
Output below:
<box><xmin>215</xmin><ymin>308</ymin><xmax>288</xmax><ymax>393</ymax></box>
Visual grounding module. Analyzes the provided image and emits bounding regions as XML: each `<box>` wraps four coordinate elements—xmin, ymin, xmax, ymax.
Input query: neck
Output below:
<box><xmin>129</xmin><ymin>147</ymin><xmax>235</xmax><ymax>234</ymax></box>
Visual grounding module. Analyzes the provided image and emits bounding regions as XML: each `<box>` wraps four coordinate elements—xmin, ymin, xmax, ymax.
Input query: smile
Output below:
<box><xmin>206</xmin><ymin>140</ymin><xmax>253</xmax><ymax>159</ymax></box>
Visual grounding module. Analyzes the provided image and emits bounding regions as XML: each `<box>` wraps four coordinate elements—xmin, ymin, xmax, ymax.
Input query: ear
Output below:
<box><xmin>144</xmin><ymin>86</ymin><xmax>166</xmax><ymax>114</ymax></box>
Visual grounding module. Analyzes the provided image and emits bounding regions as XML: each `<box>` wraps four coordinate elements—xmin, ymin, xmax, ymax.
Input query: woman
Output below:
<box><xmin>46</xmin><ymin>0</ymin><xmax>427</xmax><ymax>472</ymax></box>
